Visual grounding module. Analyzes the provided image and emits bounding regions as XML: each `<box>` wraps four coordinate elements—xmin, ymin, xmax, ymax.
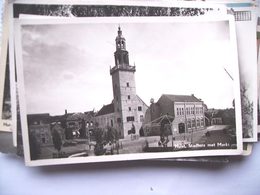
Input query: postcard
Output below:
<box><xmin>14</xmin><ymin>15</ymin><xmax>242</xmax><ymax>166</ymax></box>
<box><xmin>0</xmin><ymin>0</ymin><xmax>11</xmax><ymax>132</ymax></box>
<box><xmin>230</xmin><ymin>7</ymin><xmax>258</xmax><ymax>142</ymax></box>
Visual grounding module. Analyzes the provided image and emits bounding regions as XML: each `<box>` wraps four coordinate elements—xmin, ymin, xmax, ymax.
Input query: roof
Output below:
<box><xmin>67</xmin><ymin>111</ymin><xmax>95</xmax><ymax>121</ymax></box>
<box><xmin>27</xmin><ymin>113</ymin><xmax>50</xmax><ymax>125</ymax></box>
<box><xmin>136</xmin><ymin>94</ymin><xmax>148</xmax><ymax>108</ymax></box>
<box><xmin>95</xmin><ymin>103</ymin><xmax>114</xmax><ymax>117</ymax></box>
<box><xmin>162</xmin><ymin>94</ymin><xmax>202</xmax><ymax>103</ymax></box>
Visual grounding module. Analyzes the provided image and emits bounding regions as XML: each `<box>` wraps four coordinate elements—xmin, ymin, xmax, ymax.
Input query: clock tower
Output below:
<box><xmin>110</xmin><ymin>26</ymin><xmax>140</xmax><ymax>138</ymax></box>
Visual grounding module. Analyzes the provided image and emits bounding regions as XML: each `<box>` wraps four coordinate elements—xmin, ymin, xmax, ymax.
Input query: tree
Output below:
<box><xmin>52</xmin><ymin>129</ymin><xmax>62</xmax><ymax>152</ymax></box>
<box><xmin>79</xmin><ymin>119</ymin><xmax>87</xmax><ymax>138</ymax></box>
<box><xmin>93</xmin><ymin>127</ymin><xmax>106</xmax><ymax>156</ymax></box>
<box><xmin>240</xmin><ymin>84</ymin><xmax>253</xmax><ymax>138</ymax></box>
<box><xmin>105</xmin><ymin>126</ymin><xmax>119</xmax><ymax>143</ymax></box>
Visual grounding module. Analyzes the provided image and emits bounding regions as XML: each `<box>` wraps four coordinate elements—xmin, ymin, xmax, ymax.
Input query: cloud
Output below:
<box><xmin>19</xmin><ymin>20</ymin><xmax>234</xmax><ymax>115</ymax></box>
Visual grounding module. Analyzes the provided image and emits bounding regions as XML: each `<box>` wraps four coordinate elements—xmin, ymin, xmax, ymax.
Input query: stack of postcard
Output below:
<box><xmin>0</xmin><ymin>0</ymin><xmax>259</xmax><ymax>166</ymax></box>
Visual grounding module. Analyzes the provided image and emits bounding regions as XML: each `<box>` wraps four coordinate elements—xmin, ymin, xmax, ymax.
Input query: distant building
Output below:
<box><xmin>144</xmin><ymin>94</ymin><xmax>205</xmax><ymax>135</ymax></box>
<box><xmin>27</xmin><ymin>113</ymin><xmax>53</xmax><ymax>146</ymax></box>
<box><xmin>65</xmin><ymin>111</ymin><xmax>95</xmax><ymax>139</ymax></box>
<box><xmin>95</xmin><ymin>103</ymin><xmax>115</xmax><ymax>129</ymax></box>
<box><xmin>205</xmin><ymin>109</ymin><xmax>235</xmax><ymax>126</ymax></box>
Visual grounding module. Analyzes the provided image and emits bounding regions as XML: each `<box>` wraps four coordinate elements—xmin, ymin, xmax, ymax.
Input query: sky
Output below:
<box><xmin>20</xmin><ymin>18</ymin><xmax>236</xmax><ymax>115</ymax></box>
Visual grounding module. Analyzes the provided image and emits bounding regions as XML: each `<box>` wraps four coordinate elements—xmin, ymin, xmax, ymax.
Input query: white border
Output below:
<box><xmin>242</xmin><ymin>143</ymin><xmax>253</xmax><ymax>156</ymax></box>
<box><xmin>14</xmin><ymin>15</ymin><xmax>242</xmax><ymax>166</ymax></box>
<box><xmin>0</xmin><ymin>0</ymin><xmax>11</xmax><ymax>132</ymax></box>
<box><xmin>8</xmin><ymin>3</ymin><xmax>17</xmax><ymax>145</ymax></box>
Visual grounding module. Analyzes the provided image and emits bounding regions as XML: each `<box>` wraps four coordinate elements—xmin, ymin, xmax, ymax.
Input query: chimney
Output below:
<box><xmin>65</xmin><ymin>109</ymin><xmax>68</xmax><ymax>115</ymax></box>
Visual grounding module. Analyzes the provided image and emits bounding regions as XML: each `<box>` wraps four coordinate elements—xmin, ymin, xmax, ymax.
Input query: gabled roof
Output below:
<box><xmin>136</xmin><ymin>94</ymin><xmax>148</xmax><ymax>108</ymax></box>
<box><xmin>95</xmin><ymin>103</ymin><xmax>114</xmax><ymax>117</ymax></box>
<box><xmin>162</xmin><ymin>94</ymin><xmax>202</xmax><ymax>103</ymax></box>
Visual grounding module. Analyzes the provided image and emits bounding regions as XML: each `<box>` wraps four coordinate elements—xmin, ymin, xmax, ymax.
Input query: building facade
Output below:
<box><xmin>95</xmin><ymin>103</ymin><xmax>116</xmax><ymax>129</ymax></box>
<box><xmin>144</xmin><ymin>94</ymin><xmax>205</xmax><ymax>135</ymax></box>
<box><xmin>27</xmin><ymin>114</ymin><xmax>53</xmax><ymax>146</ymax></box>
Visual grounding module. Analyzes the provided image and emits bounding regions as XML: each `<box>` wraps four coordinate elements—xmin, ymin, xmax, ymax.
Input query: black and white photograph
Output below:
<box><xmin>9</xmin><ymin>0</ymin><xmax>226</xmax><ymax>148</ymax></box>
<box><xmin>0</xmin><ymin>0</ymin><xmax>11</xmax><ymax>132</ymax></box>
<box><xmin>232</xmin><ymin>7</ymin><xmax>258</xmax><ymax>142</ymax></box>
<box><xmin>14</xmin><ymin>16</ymin><xmax>242</xmax><ymax>166</ymax></box>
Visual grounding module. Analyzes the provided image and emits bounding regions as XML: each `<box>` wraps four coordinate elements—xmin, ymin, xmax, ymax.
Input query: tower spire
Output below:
<box><xmin>118</xmin><ymin>25</ymin><xmax>122</xmax><ymax>37</ymax></box>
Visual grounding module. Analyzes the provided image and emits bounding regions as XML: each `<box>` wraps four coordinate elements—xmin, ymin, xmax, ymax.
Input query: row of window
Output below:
<box><xmin>176</xmin><ymin>106</ymin><xmax>203</xmax><ymax>116</ymax></box>
<box><xmin>234</xmin><ymin>11</ymin><xmax>251</xmax><ymax>21</ymax></box>
<box><xmin>187</xmin><ymin>118</ymin><xmax>204</xmax><ymax>129</ymax></box>
<box><xmin>126</xmin><ymin>115</ymin><xmax>144</xmax><ymax>122</ymax></box>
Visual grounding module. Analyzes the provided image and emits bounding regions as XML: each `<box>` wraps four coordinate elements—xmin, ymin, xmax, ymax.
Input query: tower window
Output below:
<box><xmin>127</xmin><ymin>116</ymin><xmax>135</xmax><ymax>122</ymax></box>
<box><xmin>128</xmin><ymin>107</ymin><xmax>131</xmax><ymax>111</ymax></box>
<box><xmin>127</xmin><ymin>82</ymin><xmax>129</xmax><ymax>87</ymax></box>
<box><xmin>138</xmin><ymin>106</ymin><xmax>142</xmax><ymax>111</ymax></box>
<box><xmin>140</xmin><ymin>115</ymin><xmax>144</xmax><ymax>122</ymax></box>
<box><xmin>128</xmin><ymin>95</ymin><xmax>130</xmax><ymax>100</ymax></box>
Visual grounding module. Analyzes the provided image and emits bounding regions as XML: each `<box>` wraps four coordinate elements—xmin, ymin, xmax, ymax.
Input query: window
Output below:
<box><xmin>181</xmin><ymin>108</ymin><xmax>184</xmax><ymax>115</ymax></box>
<box><xmin>128</xmin><ymin>107</ymin><xmax>131</xmax><ymax>111</ymax></box>
<box><xmin>140</xmin><ymin>115</ymin><xmax>144</xmax><ymax>122</ymax></box>
<box><xmin>186</xmin><ymin>108</ymin><xmax>188</xmax><ymax>115</ymax></box>
<box><xmin>111</xmin><ymin>120</ymin><xmax>113</xmax><ymax>127</ymax></box>
<box><xmin>201</xmin><ymin>118</ymin><xmax>204</xmax><ymax>126</ymax></box>
<box><xmin>192</xmin><ymin>119</ymin><xmax>195</xmax><ymax>128</ymax></box>
<box><xmin>41</xmin><ymin>137</ymin><xmax>46</xmax><ymax>144</ymax></box>
<box><xmin>197</xmin><ymin>118</ymin><xmax>200</xmax><ymax>127</ymax></box>
<box><xmin>138</xmin><ymin>106</ymin><xmax>142</xmax><ymax>111</ymax></box>
<box><xmin>127</xmin><ymin>116</ymin><xmax>135</xmax><ymax>122</ymax></box>
<box><xmin>128</xmin><ymin>95</ymin><xmax>130</xmax><ymax>100</ymax></box>
<box><xmin>41</xmin><ymin>133</ymin><xmax>46</xmax><ymax>144</ymax></box>
<box><xmin>127</xmin><ymin>82</ymin><xmax>129</xmax><ymax>87</ymax></box>
<box><xmin>177</xmin><ymin>108</ymin><xmax>179</xmax><ymax>116</ymax></box>
<box><xmin>187</xmin><ymin>119</ymin><xmax>191</xmax><ymax>129</ymax></box>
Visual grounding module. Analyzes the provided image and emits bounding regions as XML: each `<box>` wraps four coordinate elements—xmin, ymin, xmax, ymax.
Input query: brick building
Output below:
<box><xmin>144</xmin><ymin>94</ymin><xmax>205</xmax><ymax>135</ymax></box>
